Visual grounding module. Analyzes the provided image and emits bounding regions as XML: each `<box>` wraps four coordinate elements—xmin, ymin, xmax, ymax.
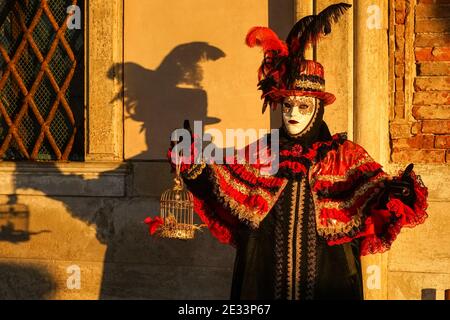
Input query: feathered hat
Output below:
<box><xmin>246</xmin><ymin>3</ymin><xmax>352</xmax><ymax>113</ymax></box>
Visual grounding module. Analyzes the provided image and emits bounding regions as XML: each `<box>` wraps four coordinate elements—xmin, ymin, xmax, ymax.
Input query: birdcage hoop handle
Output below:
<box><xmin>174</xmin><ymin>149</ymin><xmax>184</xmax><ymax>190</ymax></box>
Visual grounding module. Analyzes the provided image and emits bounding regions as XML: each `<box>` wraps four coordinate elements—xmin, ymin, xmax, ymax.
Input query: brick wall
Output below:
<box><xmin>391</xmin><ymin>0</ymin><xmax>450</xmax><ymax>163</ymax></box>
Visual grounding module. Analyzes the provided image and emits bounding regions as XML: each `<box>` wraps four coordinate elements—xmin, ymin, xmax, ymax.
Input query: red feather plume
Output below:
<box><xmin>246</xmin><ymin>27</ymin><xmax>288</xmax><ymax>56</ymax></box>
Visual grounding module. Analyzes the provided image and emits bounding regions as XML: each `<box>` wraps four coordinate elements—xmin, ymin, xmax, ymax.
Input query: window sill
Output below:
<box><xmin>0</xmin><ymin>162</ymin><xmax>129</xmax><ymax>197</ymax></box>
<box><xmin>0</xmin><ymin>161</ymin><xmax>129</xmax><ymax>173</ymax></box>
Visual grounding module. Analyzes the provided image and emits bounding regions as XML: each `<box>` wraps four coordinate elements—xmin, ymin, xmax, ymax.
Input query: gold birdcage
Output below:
<box><xmin>157</xmin><ymin>152</ymin><xmax>201</xmax><ymax>240</ymax></box>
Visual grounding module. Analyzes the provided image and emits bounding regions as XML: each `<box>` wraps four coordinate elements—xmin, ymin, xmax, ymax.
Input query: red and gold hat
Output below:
<box><xmin>246</xmin><ymin>3</ymin><xmax>351</xmax><ymax>113</ymax></box>
<box><xmin>265</xmin><ymin>59</ymin><xmax>336</xmax><ymax>106</ymax></box>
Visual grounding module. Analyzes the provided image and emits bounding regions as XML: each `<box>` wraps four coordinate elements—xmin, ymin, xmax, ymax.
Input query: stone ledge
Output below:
<box><xmin>0</xmin><ymin>161</ymin><xmax>129</xmax><ymax>174</ymax></box>
<box><xmin>387</xmin><ymin>271</ymin><xmax>450</xmax><ymax>300</ymax></box>
<box><xmin>0</xmin><ymin>162</ymin><xmax>129</xmax><ymax>197</ymax></box>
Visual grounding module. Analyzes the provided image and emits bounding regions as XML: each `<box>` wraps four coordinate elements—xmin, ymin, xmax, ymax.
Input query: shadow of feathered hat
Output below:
<box><xmin>246</xmin><ymin>3</ymin><xmax>352</xmax><ymax>113</ymax></box>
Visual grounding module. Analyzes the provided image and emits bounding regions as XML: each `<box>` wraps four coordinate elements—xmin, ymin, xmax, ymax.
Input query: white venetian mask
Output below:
<box><xmin>282</xmin><ymin>96</ymin><xmax>318</xmax><ymax>136</ymax></box>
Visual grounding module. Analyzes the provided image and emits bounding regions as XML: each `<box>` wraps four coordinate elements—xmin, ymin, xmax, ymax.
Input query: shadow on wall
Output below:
<box><xmin>0</xmin><ymin>195</ymin><xmax>50</xmax><ymax>244</ymax></box>
<box><xmin>10</xmin><ymin>42</ymin><xmax>236</xmax><ymax>300</ymax></box>
<box><xmin>109</xmin><ymin>42</ymin><xmax>224</xmax><ymax>160</ymax></box>
<box><xmin>0</xmin><ymin>263</ymin><xmax>56</xmax><ymax>299</ymax></box>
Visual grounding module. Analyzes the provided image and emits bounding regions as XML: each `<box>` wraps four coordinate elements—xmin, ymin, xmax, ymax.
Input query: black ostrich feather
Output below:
<box><xmin>286</xmin><ymin>3</ymin><xmax>352</xmax><ymax>59</ymax></box>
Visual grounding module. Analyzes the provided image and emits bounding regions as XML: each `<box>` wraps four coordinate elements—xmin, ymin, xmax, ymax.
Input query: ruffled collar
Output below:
<box><xmin>276</xmin><ymin>132</ymin><xmax>348</xmax><ymax>180</ymax></box>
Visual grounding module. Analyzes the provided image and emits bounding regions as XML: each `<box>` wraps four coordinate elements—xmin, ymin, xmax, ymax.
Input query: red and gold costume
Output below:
<box><xmin>180</xmin><ymin>134</ymin><xmax>428</xmax><ymax>254</ymax></box>
<box><xmin>168</xmin><ymin>129</ymin><xmax>428</xmax><ymax>300</ymax></box>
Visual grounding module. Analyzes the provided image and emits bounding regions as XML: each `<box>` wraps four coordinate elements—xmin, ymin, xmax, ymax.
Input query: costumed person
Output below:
<box><xmin>148</xmin><ymin>3</ymin><xmax>428</xmax><ymax>300</ymax></box>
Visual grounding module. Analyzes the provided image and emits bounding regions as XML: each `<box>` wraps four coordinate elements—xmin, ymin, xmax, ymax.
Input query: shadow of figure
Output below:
<box><xmin>0</xmin><ymin>263</ymin><xmax>56</xmax><ymax>299</ymax></box>
<box><xmin>12</xmin><ymin>42</ymin><xmax>234</xmax><ymax>300</ymax></box>
<box><xmin>110</xmin><ymin>42</ymin><xmax>224</xmax><ymax>160</ymax></box>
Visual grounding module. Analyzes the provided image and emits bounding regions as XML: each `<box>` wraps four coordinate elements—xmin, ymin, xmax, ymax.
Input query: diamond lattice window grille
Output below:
<box><xmin>0</xmin><ymin>0</ymin><xmax>84</xmax><ymax>161</ymax></box>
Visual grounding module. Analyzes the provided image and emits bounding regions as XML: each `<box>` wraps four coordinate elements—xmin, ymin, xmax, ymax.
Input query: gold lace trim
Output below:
<box><xmin>184</xmin><ymin>163</ymin><xmax>206</xmax><ymax>180</ymax></box>
<box><xmin>214</xmin><ymin>165</ymin><xmax>275</xmax><ymax>206</ymax></box>
<box><xmin>311</xmin><ymin>153</ymin><xmax>375</xmax><ymax>184</ymax></box>
<box><xmin>312</xmin><ymin>173</ymin><xmax>387</xmax><ymax>238</ymax></box>
<box><xmin>319</xmin><ymin>172</ymin><xmax>387</xmax><ymax>210</ymax></box>
<box><xmin>295</xmin><ymin>178</ymin><xmax>306</xmax><ymax>300</ymax></box>
<box><xmin>287</xmin><ymin>180</ymin><xmax>298</xmax><ymax>300</ymax></box>
<box><xmin>209</xmin><ymin>164</ymin><xmax>288</xmax><ymax>228</ymax></box>
<box><xmin>294</xmin><ymin>79</ymin><xmax>325</xmax><ymax>92</ymax></box>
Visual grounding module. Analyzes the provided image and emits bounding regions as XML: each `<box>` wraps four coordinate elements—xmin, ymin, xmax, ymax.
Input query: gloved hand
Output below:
<box><xmin>378</xmin><ymin>163</ymin><xmax>416</xmax><ymax>209</ymax></box>
<box><xmin>170</xmin><ymin>119</ymin><xmax>194</xmax><ymax>149</ymax></box>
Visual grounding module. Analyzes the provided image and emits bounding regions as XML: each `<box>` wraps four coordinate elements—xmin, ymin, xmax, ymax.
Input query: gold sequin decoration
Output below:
<box><xmin>294</xmin><ymin>79</ymin><xmax>325</xmax><ymax>91</ymax></box>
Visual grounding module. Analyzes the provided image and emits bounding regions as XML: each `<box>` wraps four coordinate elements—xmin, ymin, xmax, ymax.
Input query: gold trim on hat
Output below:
<box><xmin>294</xmin><ymin>79</ymin><xmax>325</xmax><ymax>92</ymax></box>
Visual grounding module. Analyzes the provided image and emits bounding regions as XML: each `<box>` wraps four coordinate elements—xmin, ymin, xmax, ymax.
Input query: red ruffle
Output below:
<box><xmin>215</xmin><ymin>167</ymin><xmax>270</xmax><ymax>214</ymax></box>
<box><xmin>278</xmin><ymin>161</ymin><xmax>308</xmax><ymax>174</ymax></box>
<box><xmin>280</xmin><ymin>145</ymin><xmax>304</xmax><ymax>158</ymax></box>
<box><xmin>320</xmin><ymin>208</ymin><xmax>353</xmax><ymax>224</ymax></box>
<box><xmin>311</xmin><ymin>133</ymin><xmax>342</xmax><ymax>151</ymax></box>
<box><xmin>193</xmin><ymin>196</ymin><xmax>236</xmax><ymax>246</ymax></box>
<box><xmin>224</xmin><ymin>164</ymin><xmax>285</xmax><ymax>189</ymax></box>
<box><xmin>312</xmin><ymin>161</ymin><xmax>383</xmax><ymax>193</ymax></box>
<box><xmin>359</xmin><ymin>170</ymin><xmax>428</xmax><ymax>256</ymax></box>
<box><xmin>317</xmin><ymin>172</ymin><xmax>385</xmax><ymax>225</ymax></box>
<box><xmin>327</xmin><ymin>233</ymin><xmax>367</xmax><ymax>246</ymax></box>
<box><xmin>278</xmin><ymin>134</ymin><xmax>342</xmax><ymax>160</ymax></box>
<box><xmin>144</xmin><ymin>216</ymin><xmax>164</xmax><ymax>235</ymax></box>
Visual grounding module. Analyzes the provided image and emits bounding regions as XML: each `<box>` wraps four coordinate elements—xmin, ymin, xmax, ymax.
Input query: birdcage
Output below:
<box><xmin>157</xmin><ymin>151</ymin><xmax>201</xmax><ymax>240</ymax></box>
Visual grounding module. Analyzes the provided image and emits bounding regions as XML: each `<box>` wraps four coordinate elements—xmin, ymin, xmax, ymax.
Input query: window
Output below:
<box><xmin>0</xmin><ymin>0</ymin><xmax>84</xmax><ymax>161</ymax></box>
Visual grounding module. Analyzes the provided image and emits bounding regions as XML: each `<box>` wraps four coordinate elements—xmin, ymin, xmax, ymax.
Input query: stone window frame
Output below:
<box><xmin>0</xmin><ymin>0</ymin><xmax>127</xmax><ymax>198</ymax></box>
<box><xmin>85</xmin><ymin>0</ymin><xmax>123</xmax><ymax>162</ymax></box>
